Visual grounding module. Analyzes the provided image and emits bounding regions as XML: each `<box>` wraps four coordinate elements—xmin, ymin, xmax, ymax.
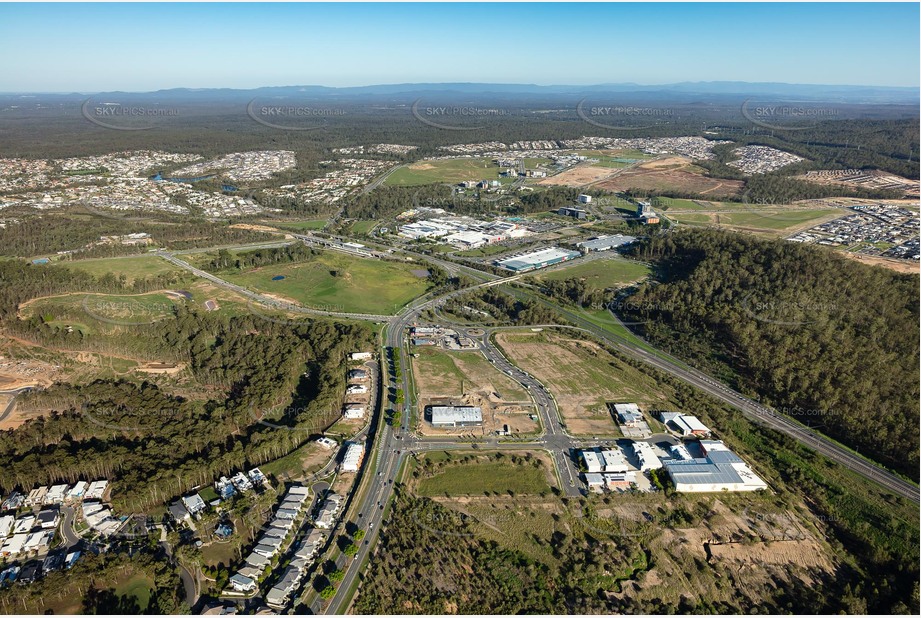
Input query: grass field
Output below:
<box><xmin>260</xmin><ymin>441</ymin><xmax>329</xmax><ymax>481</ymax></box>
<box><xmin>57</xmin><ymin>255</ymin><xmax>183</xmax><ymax>283</ymax></box>
<box><xmin>673</xmin><ymin>209</ymin><xmax>834</xmax><ymax>232</ymax></box>
<box><xmin>223</xmin><ymin>251</ymin><xmax>433</xmax><ymax>315</ymax></box>
<box><xmin>113</xmin><ymin>573</ymin><xmax>155</xmax><ymax>612</ymax></box>
<box><xmin>454</xmin><ymin>243</ymin><xmax>514</xmax><ymax>258</ymax></box>
<box><xmin>279</xmin><ymin>219</ymin><xmax>328</xmax><ymax>231</ymax></box>
<box><xmin>384</xmin><ymin>158</ymin><xmax>496</xmax><ymax>186</ymax></box>
<box><xmin>494</xmin><ymin>330</ymin><xmax>675</xmax><ymax>436</ymax></box>
<box><xmin>411</xmin><ymin>346</ymin><xmax>530</xmax><ymax>402</ymax></box>
<box><xmin>416</xmin><ymin>454</ymin><xmax>551</xmax><ymax>496</ymax></box>
<box><xmin>536</xmin><ymin>257</ymin><xmax>651</xmax><ymax>291</ymax></box>
<box><xmin>349</xmin><ymin>220</ymin><xmax>379</xmax><ymax>235</ymax></box>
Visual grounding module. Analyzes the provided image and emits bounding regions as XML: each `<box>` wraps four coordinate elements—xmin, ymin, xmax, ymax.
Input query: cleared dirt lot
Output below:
<box><xmin>412</xmin><ymin>347</ymin><xmax>537</xmax><ymax>436</ymax></box>
<box><xmin>596</xmin><ymin>157</ymin><xmax>744</xmax><ymax>198</ymax></box>
<box><xmin>537</xmin><ymin>164</ymin><xmax>618</xmax><ymax>187</ymax></box>
<box><xmin>494</xmin><ymin>331</ymin><xmax>673</xmax><ymax>436</ymax></box>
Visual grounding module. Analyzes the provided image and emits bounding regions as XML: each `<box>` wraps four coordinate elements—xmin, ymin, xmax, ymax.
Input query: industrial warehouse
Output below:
<box><xmin>495</xmin><ymin>246</ymin><xmax>581</xmax><ymax>272</ymax></box>
<box><xmin>428</xmin><ymin>406</ymin><xmax>484</xmax><ymax>428</ymax></box>
<box><xmin>663</xmin><ymin>440</ymin><xmax>768</xmax><ymax>492</ymax></box>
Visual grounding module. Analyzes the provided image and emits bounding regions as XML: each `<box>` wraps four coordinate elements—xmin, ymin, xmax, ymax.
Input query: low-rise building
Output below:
<box><xmin>182</xmin><ymin>494</ymin><xmax>207</xmax><ymax>516</ymax></box>
<box><xmin>430</xmin><ymin>406</ymin><xmax>483</xmax><ymax>428</ymax></box>
<box><xmin>44</xmin><ymin>484</ymin><xmax>69</xmax><ymax>505</ymax></box>
<box><xmin>229</xmin><ymin>573</ymin><xmax>257</xmax><ymax>593</ymax></box>
<box><xmin>350</xmin><ymin>352</ymin><xmax>372</xmax><ymax>361</ymax></box>
<box><xmin>315</xmin><ymin>437</ymin><xmax>337</xmax><ymax>450</ymax></box>
<box><xmin>613</xmin><ymin>403</ymin><xmax>644</xmax><ymax>427</ymax></box>
<box><xmin>66</xmin><ymin>482</ymin><xmax>88</xmax><ymax>502</ymax></box>
<box><xmin>632</xmin><ymin>441</ymin><xmax>663</xmax><ymax>471</ymax></box>
<box><xmin>660</xmin><ymin>412</ymin><xmax>711</xmax><ymax>437</ymax></box>
<box><xmin>558</xmin><ymin>206</ymin><xmax>587</xmax><ymax>219</ymax></box>
<box><xmin>577</xmin><ymin>234</ymin><xmax>636</xmax><ymax>252</ymax></box>
<box><xmin>341</xmin><ymin>442</ymin><xmax>365</xmax><ymax>472</ymax></box>
<box><xmin>36</xmin><ymin>508</ymin><xmax>59</xmax><ymax>529</ymax></box>
<box><xmin>343</xmin><ymin>404</ymin><xmax>365</xmax><ymax>419</ymax></box>
<box><xmin>663</xmin><ymin>441</ymin><xmax>768</xmax><ymax>493</ymax></box>
<box><xmin>85</xmin><ymin>480</ymin><xmax>108</xmax><ymax>500</ymax></box>
<box><xmin>0</xmin><ymin>515</ymin><xmax>14</xmax><ymax>538</ymax></box>
<box><xmin>232</xmin><ymin>472</ymin><xmax>253</xmax><ymax>493</ymax></box>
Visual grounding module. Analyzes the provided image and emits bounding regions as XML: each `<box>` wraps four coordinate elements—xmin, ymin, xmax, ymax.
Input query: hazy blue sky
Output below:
<box><xmin>1</xmin><ymin>3</ymin><xmax>918</xmax><ymax>91</ymax></box>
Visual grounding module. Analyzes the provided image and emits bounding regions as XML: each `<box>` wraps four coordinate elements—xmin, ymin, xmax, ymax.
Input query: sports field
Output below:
<box><xmin>384</xmin><ymin>158</ymin><xmax>496</xmax><ymax>186</ymax></box>
<box><xmin>223</xmin><ymin>251</ymin><xmax>432</xmax><ymax>314</ymax></box>
<box><xmin>536</xmin><ymin>257</ymin><xmax>651</xmax><ymax>291</ymax></box>
<box><xmin>494</xmin><ymin>331</ymin><xmax>674</xmax><ymax>436</ymax></box>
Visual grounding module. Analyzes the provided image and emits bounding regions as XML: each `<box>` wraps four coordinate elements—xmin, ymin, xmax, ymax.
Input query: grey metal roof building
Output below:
<box><xmin>430</xmin><ymin>406</ymin><xmax>483</xmax><ymax>427</ymax></box>
<box><xmin>577</xmin><ymin>235</ymin><xmax>636</xmax><ymax>252</ymax></box>
<box><xmin>495</xmin><ymin>247</ymin><xmax>581</xmax><ymax>272</ymax></box>
<box><xmin>664</xmin><ymin>451</ymin><xmax>767</xmax><ymax>493</ymax></box>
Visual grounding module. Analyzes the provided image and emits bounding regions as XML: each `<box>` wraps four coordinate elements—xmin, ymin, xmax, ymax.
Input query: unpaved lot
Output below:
<box><xmin>494</xmin><ymin>331</ymin><xmax>671</xmax><ymax>436</ymax></box>
<box><xmin>596</xmin><ymin>158</ymin><xmax>744</xmax><ymax>198</ymax></box>
<box><xmin>537</xmin><ymin>164</ymin><xmax>618</xmax><ymax>187</ymax></box>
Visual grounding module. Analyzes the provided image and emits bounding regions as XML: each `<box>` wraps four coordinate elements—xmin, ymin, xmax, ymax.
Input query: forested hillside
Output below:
<box><xmin>0</xmin><ymin>261</ymin><xmax>375</xmax><ymax>510</ymax></box>
<box><xmin>623</xmin><ymin>229</ymin><xmax>920</xmax><ymax>478</ymax></box>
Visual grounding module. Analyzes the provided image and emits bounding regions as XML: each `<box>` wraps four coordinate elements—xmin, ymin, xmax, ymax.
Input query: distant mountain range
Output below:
<box><xmin>6</xmin><ymin>81</ymin><xmax>919</xmax><ymax>104</ymax></box>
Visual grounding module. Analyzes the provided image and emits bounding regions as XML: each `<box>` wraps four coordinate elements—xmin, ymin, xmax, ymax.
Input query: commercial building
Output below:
<box><xmin>632</xmin><ymin>441</ymin><xmax>663</xmax><ymax>471</ymax></box>
<box><xmin>660</xmin><ymin>412</ymin><xmax>711</xmax><ymax>437</ymax></box>
<box><xmin>581</xmin><ymin>450</ymin><xmax>602</xmax><ymax>473</ymax></box>
<box><xmin>670</xmin><ymin>444</ymin><xmax>693</xmax><ymax>460</ymax></box>
<box><xmin>584</xmin><ymin>473</ymin><xmax>605</xmax><ymax>491</ymax></box>
<box><xmin>495</xmin><ymin>247</ymin><xmax>581</xmax><ymax>272</ymax></box>
<box><xmin>577</xmin><ymin>234</ymin><xmax>636</xmax><ymax>252</ymax></box>
<box><xmin>581</xmin><ymin>448</ymin><xmax>630</xmax><ymax>475</ymax></box>
<box><xmin>558</xmin><ymin>207</ymin><xmax>587</xmax><ymax>219</ymax></box>
<box><xmin>341</xmin><ymin>442</ymin><xmax>365</xmax><ymax>472</ymax></box>
<box><xmin>445</xmin><ymin>230</ymin><xmax>492</xmax><ymax>250</ymax></box>
<box><xmin>663</xmin><ymin>441</ymin><xmax>768</xmax><ymax>493</ymax></box>
<box><xmin>613</xmin><ymin>403</ymin><xmax>644</xmax><ymax>427</ymax></box>
<box><xmin>430</xmin><ymin>406</ymin><xmax>483</xmax><ymax>428</ymax></box>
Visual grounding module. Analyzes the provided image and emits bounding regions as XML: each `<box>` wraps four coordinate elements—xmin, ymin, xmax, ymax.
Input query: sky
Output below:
<box><xmin>0</xmin><ymin>2</ymin><xmax>918</xmax><ymax>92</ymax></box>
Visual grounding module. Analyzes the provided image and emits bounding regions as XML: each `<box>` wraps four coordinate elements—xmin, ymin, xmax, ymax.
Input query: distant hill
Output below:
<box><xmin>3</xmin><ymin>81</ymin><xmax>918</xmax><ymax>105</ymax></box>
